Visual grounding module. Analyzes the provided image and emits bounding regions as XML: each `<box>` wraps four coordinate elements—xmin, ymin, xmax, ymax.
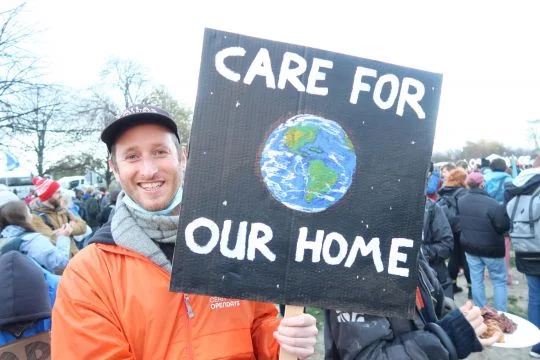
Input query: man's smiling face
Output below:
<box><xmin>110</xmin><ymin>123</ymin><xmax>183</xmax><ymax>212</ymax></box>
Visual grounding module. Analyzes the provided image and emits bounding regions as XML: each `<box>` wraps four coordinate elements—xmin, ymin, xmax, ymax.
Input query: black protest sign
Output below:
<box><xmin>171</xmin><ymin>28</ymin><xmax>442</xmax><ymax>317</ymax></box>
<box><xmin>0</xmin><ymin>332</ymin><xmax>50</xmax><ymax>360</ymax></box>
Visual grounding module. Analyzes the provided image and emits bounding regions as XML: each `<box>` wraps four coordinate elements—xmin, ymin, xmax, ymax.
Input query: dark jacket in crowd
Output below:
<box><xmin>324</xmin><ymin>253</ymin><xmax>482</xmax><ymax>360</ymax></box>
<box><xmin>504</xmin><ymin>171</ymin><xmax>540</xmax><ymax>275</ymax></box>
<box><xmin>0</xmin><ymin>251</ymin><xmax>52</xmax><ymax>346</ymax></box>
<box><xmin>83</xmin><ymin>194</ymin><xmax>100</xmax><ymax>230</ymax></box>
<box><xmin>422</xmin><ymin>199</ymin><xmax>453</xmax><ymax>296</ymax></box>
<box><xmin>458</xmin><ymin>188</ymin><xmax>510</xmax><ymax>258</ymax></box>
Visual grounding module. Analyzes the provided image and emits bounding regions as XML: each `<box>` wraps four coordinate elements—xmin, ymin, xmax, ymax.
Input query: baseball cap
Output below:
<box><xmin>467</xmin><ymin>171</ymin><xmax>484</xmax><ymax>186</ymax></box>
<box><xmin>101</xmin><ymin>105</ymin><xmax>180</xmax><ymax>152</ymax></box>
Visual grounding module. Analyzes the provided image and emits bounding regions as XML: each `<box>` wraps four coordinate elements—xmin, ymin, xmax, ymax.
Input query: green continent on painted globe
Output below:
<box><xmin>260</xmin><ymin>114</ymin><xmax>357</xmax><ymax>213</ymax></box>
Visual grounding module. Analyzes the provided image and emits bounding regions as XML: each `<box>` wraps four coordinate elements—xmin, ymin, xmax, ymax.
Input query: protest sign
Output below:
<box><xmin>0</xmin><ymin>332</ymin><xmax>50</xmax><ymax>360</ymax></box>
<box><xmin>171</xmin><ymin>28</ymin><xmax>442</xmax><ymax>317</ymax></box>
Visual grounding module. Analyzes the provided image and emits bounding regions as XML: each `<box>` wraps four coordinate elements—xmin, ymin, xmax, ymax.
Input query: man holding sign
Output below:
<box><xmin>51</xmin><ymin>105</ymin><xmax>317</xmax><ymax>359</ymax></box>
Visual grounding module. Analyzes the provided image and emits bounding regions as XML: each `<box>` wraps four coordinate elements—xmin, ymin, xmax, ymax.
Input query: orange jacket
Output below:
<box><xmin>51</xmin><ymin>244</ymin><xmax>280</xmax><ymax>359</ymax></box>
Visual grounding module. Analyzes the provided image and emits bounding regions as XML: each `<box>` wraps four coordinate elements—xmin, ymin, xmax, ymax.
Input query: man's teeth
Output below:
<box><xmin>140</xmin><ymin>182</ymin><xmax>163</xmax><ymax>190</ymax></box>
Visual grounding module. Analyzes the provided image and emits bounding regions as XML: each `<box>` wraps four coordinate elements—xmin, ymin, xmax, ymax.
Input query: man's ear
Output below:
<box><xmin>181</xmin><ymin>146</ymin><xmax>187</xmax><ymax>166</ymax></box>
<box><xmin>109</xmin><ymin>159</ymin><xmax>120</xmax><ymax>182</ymax></box>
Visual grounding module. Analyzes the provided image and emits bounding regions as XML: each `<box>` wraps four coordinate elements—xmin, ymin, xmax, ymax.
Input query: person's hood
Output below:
<box><xmin>484</xmin><ymin>170</ymin><xmax>511</xmax><ymax>183</ymax></box>
<box><xmin>438</xmin><ymin>186</ymin><xmax>465</xmax><ymax>197</ymax></box>
<box><xmin>512</xmin><ymin>167</ymin><xmax>540</xmax><ymax>187</ymax></box>
<box><xmin>0</xmin><ymin>251</ymin><xmax>51</xmax><ymax>326</ymax></box>
<box><xmin>505</xmin><ymin>172</ymin><xmax>540</xmax><ymax>199</ymax></box>
<box><xmin>0</xmin><ymin>225</ymin><xmax>25</xmax><ymax>239</ymax></box>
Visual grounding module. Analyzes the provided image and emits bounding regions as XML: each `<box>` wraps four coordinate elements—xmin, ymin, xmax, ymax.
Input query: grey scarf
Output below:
<box><xmin>111</xmin><ymin>192</ymin><xmax>179</xmax><ymax>272</ymax></box>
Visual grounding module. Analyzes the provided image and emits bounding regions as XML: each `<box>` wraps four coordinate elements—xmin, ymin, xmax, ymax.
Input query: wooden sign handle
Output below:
<box><xmin>279</xmin><ymin>305</ymin><xmax>305</xmax><ymax>360</ymax></box>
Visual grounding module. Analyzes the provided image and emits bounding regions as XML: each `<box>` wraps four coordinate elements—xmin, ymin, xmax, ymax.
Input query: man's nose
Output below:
<box><xmin>141</xmin><ymin>158</ymin><xmax>158</xmax><ymax>178</ymax></box>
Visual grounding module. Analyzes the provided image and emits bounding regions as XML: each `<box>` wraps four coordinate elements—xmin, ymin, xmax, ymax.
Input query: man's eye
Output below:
<box><xmin>126</xmin><ymin>154</ymin><xmax>139</xmax><ymax>161</ymax></box>
<box><xmin>154</xmin><ymin>149</ymin><xmax>168</xmax><ymax>156</ymax></box>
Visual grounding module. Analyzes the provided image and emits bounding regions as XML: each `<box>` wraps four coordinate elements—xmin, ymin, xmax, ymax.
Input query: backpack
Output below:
<box><xmin>437</xmin><ymin>188</ymin><xmax>465</xmax><ymax>234</ymax></box>
<box><xmin>0</xmin><ymin>234</ymin><xmax>26</xmax><ymax>255</ymax></box>
<box><xmin>506</xmin><ymin>185</ymin><xmax>540</xmax><ymax>253</ymax></box>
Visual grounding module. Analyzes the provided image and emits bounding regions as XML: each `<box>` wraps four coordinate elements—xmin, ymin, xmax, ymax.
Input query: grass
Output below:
<box><xmin>507</xmin><ymin>294</ymin><xmax>527</xmax><ymax>318</ymax></box>
<box><xmin>306</xmin><ymin>307</ymin><xmax>325</xmax><ymax>330</ymax></box>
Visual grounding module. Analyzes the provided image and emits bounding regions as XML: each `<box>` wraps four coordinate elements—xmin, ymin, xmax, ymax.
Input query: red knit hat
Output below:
<box><xmin>32</xmin><ymin>177</ymin><xmax>60</xmax><ymax>201</ymax></box>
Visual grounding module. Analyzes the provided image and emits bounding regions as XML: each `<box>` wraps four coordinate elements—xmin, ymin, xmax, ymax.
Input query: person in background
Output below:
<box><xmin>504</xmin><ymin>155</ymin><xmax>540</xmax><ymax>358</ymax></box>
<box><xmin>30</xmin><ymin>177</ymin><xmax>87</xmax><ymax>257</ymax></box>
<box><xmin>479</xmin><ymin>158</ymin><xmax>491</xmax><ymax>175</ymax></box>
<box><xmin>438</xmin><ymin>168</ymin><xmax>471</xmax><ymax>298</ymax></box>
<box><xmin>0</xmin><ymin>251</ymin><xmax>53</xmax><ymax>346</ymax></box>
<box><xmin>440</xmin><ymin>163</ymin><xmax>457</xmax><ymax>183</ymax></box>
<box><xmin>51</xmin><ymin>105</ymin><xmax>318</xmax><ymax>359</ymax></box>
<box><xmin>24</xmin><ymin>189</ymin><xmax>36</xmax><ymax>205</ymax></box>
<box><xmin>422</xmin><ymin>198</ymin><xmax>454</xmax><ymax>297</ymax></box>
<box><xmin>99</xmin><ymin>186</ymin><xmax>110</xmax><ymax>210</ymax></box>
<box><xmin>324</xmin><ymin>251</ymin><xmax>500</xmax><ymax>360</ymax></box>
<box><xmin>484</xmin><ymin>158</ymin><xmax>513</xmax><ymax>204</ymax></box>
<box><xmin>98</xmin><ymin>189</ymin><xmax>119</xmax><ymax>226</ymax></box>
<box><xmin>0</xmin><ymin>200</ymin><xmax>70</xmax><ymax>273</ymax></box>
<box><xmin>458</xmin><ymin>172</ymin><xmax>510</xmax><ymax>311</ymax></box>
<box><xmin>82</xmin><ymin>186</ymin><xmax>100</xmax><ymax>234</ymax></box>
<box><xmin>456</xmin><ymin>160</ymin><xmax>469</xmax><ymax>172</ymax></box>
<box><xmin>425</xmin><ymin>162</ymin><xmax>441</xmax><ymax>201</ymax></box>
<box><xmin>61</xmin><ymin>189</ymin><xmax>80</xmax><ymax>218</ymax></box>
<box><xmin>484</xmin><ymin>158</ymin><xmax>515</xmax><ymax>286</ymax></box>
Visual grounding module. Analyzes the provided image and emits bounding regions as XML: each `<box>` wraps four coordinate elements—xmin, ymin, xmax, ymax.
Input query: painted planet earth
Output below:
<box><xmin>260</xmin><ymin>114</ymin><xmax>357</xmax><ymax>213</ymax></box>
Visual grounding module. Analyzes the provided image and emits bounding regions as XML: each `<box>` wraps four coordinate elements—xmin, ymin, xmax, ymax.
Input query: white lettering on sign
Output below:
<box><xmin>278</xmin><ymin>52</ymin><xmax>307</xmax><ymax>91</ymax></box>
<box><xmin>185</xmin><ymin>217</ymin><xmax>276</xmax><ymax>262</ymax></box>
<box><xmin>244</xmin><ymin>48</ymin><xmax>276</xmax><ymax>88</ymax></box>
<box><xmin>185</xmin><ymin>217</ymin><xmax>220</xmax><ymax>254</ymax></box>
<box><xmin>185</xmin><ymin>218</ymin><xmax>412</xmax><ymax>277</ymax></box>
<box><xmin>215</xmin><ymin>47</ymin><xmax>427</xmax><ymax>119</ymax></box>
<box><xmin>344</xmin><ymin>237</ymin><xmax>384</xmax><ymax>272</ymax></box>
<box><xmin>214</xmin><ymin>47</ymin><xmax>333</xmax><ymax>96</ymax></box>
<box><xmin>388</xmin><ymin>238</ymin><xmax>413</xmax><ymax>277</ymax></box>
<box><xmin>247</xmin><ymin>222</ymin><xmax>276</xmax><ymax>261</ymax></box>
<box><xmin>220</xmin><ymin>220</ymin><xmax>247</xmax><ymax>260</ymax></box>
<box><xmin>295</xmin><ymin>227</ymin><xmax>324</xmax><ymax>262</ymax></box>
<box><xmin>215</xmin><ymin>46</ymin><xmax>246</xmax><ymax>82</ymax></box>
<box><xmin>349</xmin><ymin>66</ymin><xmax>426</xmax><ymax>119</ymax></box>
<box><xmin>322</xmin><ymin>232</ymin><xmax>348</xmax><ymax>265</ymax></box>
<box><xmin>306</xmin><ymin>58</ymin><xmax>333</xmax><ymax>96</ymax></box>
<box><xmin>294</xmin><ymin>227</ymin><xmax>411</xmax><ymax>277</ymax></box>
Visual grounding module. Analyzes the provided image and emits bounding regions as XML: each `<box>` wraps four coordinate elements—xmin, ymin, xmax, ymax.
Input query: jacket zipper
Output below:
<box><xmin>185</xmin><ymin>295</ymin><xmax>195</xmax><ymax>318</ymax></box>
<box><xmin>184</xmin><ymin>295</ymin><xmax>195</xmax><ymax>359</ymax></box>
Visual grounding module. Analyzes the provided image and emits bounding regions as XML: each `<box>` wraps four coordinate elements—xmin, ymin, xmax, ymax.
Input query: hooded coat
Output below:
<box><xmin>504</xmin><ymin>168</ymin><xmax>540</xmax><ymax>275</ymax></box>
<box><xmin>0</xmin><ymin>251</ymin><xmax>52</xmax><ymax>346</ymax></box>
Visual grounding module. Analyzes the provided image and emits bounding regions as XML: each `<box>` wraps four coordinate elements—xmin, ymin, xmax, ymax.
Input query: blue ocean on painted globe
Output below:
<box><xmin>260</xmin><ymin>114</ymin><xmax>357</xmax><ymax>213</ymax></box>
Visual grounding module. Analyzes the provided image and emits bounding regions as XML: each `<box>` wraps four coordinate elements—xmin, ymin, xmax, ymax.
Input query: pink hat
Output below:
<box><xmin>467</xmin><ymin>172</ymin><xmax>484</xmax><ymax>185</ymax></box>
<box><xmin>32</xmin><ymin>177</ymin><xmax>60</xmax><ymax>201</ymax></box>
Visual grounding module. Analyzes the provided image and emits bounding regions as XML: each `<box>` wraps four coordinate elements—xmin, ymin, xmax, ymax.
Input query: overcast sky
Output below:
<box><xmin>8</xmin><ymin>0</ymin><xmax>540</xmax><ymax>153</ymax></box>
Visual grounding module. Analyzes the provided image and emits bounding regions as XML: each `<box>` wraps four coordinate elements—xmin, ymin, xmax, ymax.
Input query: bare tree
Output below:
<box><xmin>144</xmin><ymin>86</ymin><xmax>192</xmax><ymax>146</ymax></box>
<box><xmin>10</xmin><ymin>85</ymin><xmax>90</xmax><ymax>175</ymax></box>
<box><xmin>0</xmin><ymin>3</ymin><xmax>42</xmax><ymax>134</ymax></box>
<box><xmin>100</xmin><ymin>57</ymin><xmax>151</xmax><ymax>108</ymax></box>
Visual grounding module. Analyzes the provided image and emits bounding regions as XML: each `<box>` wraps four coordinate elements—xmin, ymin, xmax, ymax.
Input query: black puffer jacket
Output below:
<box><xmin>324</xmin><ymin>253</ymin><xmax>482</xmax><ymax>360</ymax></box>
<box><xmin>422</xmin><ymin>199</ymin><xmax>453</xmax><ymax>295</ymax></box>
<box><xmin>458</xmin><ymin>189</ymin><xmax>510</xmax><ymax>258</ymax></box>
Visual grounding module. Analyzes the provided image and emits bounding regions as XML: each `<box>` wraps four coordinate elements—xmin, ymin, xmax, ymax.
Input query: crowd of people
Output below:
<box><xmin>0</xmin><ymin>104</ymin><xmax>538</xmax><ymax>359</ymax></box>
